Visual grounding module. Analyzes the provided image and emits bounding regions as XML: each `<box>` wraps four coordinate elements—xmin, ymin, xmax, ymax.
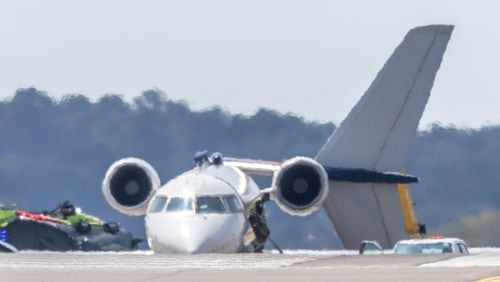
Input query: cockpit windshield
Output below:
<box><xmin>166</xmin><ymin>197</ymin><xmax>193</xmax><ymax>212</ymax></box>
<box><xmin>161</xmin><ymin>195</ymin><xmax>243</xmax><ymax>214</ymax></box>
<box><xmin>224</xmin><ymin>195</ymin><xmax>242</xmax><ymax>213</ymax></box>
<box><xmin>196</xmin><ymin>197</ymin><xmax>225</xmax><ymax>213</ymax></box>
<box><xmin>148</xmin><ymin>196</ymin><xmax>168</xmax><ymax>213</ymax></box>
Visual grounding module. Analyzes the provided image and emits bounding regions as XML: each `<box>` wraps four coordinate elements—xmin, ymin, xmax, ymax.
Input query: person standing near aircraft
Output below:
<box><xmin>248</xmin><ymin>193</ymin><xmax>270</xmax><ymax>252</ymax></box>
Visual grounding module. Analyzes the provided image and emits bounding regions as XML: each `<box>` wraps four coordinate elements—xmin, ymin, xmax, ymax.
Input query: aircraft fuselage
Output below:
<box><xmin>144</xmin><ymin>164</ymin><xmax>259</xmax><ymax>253</ymax></box>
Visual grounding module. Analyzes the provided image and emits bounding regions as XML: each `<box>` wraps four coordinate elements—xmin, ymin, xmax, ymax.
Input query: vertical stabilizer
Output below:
<box><xmin>316</xmin><ymin>25</ymin><xmax>453</xmax><ymax>249</ymax></box>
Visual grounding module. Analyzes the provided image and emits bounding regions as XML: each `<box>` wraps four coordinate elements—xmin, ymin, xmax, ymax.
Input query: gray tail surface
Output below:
<box><xmin>316</xmin><ymin>25</ymin><xmax>454</xmax><ymax>249</ymax></box>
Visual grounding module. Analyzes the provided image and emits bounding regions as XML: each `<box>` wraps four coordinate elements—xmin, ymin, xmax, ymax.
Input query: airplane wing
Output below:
<box><xmin>223</xmin><ymin>157</ymin><xmax>280</xmax><ymax>176</ymax></box>
<box><xmin>315</xmin><ymin>25</ymin><xmax>454</xmax><ymax>249</ymax></box>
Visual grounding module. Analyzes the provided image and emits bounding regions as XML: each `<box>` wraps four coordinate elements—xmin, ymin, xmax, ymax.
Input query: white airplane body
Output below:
<box><xmin>145</xmin><ymin>163</ymin><xmax>258</xmax><ymax>253</ymax></box>
<box><xmin>102</xmin><ymin>25</ymin><xmax>454</xmax><ymax>253</ymax></box>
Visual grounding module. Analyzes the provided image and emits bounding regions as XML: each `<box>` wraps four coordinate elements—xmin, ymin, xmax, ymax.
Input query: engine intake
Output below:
<box><xmin>272</xmin><ymin>157</ymin><xmax>329</xmax><ymax>216</ymax></box>
<box><xmin>102</xmin><ymin>158</ymin><xmax>160</xmax><ymax>216</ymax></box>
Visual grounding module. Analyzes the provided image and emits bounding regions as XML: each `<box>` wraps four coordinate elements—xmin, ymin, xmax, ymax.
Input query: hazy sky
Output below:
<box><xmin>0</xmin><ymin>0</ymin><xmax>498</xmax><ymax>127</ymax></box>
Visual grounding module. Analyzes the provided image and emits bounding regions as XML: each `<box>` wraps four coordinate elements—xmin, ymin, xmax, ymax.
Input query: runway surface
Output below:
<box><xmin>2</xmin><ymin>250</ymin><xmax>500</xmax><ymax>281</ymax></box>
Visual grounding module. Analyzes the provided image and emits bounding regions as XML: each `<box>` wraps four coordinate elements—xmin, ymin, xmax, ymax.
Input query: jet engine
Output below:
<box><xmin>272</xmin><ymin>157</ymin><xmax>329</xmax><ymax>216</ymax></box>
<box><xmin>102</xmin><ymin>158</ymin><xmax>161</xmax><ymax>216</ymax></box>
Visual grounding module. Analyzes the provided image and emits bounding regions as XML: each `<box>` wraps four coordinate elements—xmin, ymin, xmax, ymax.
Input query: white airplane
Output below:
<box><xmin>102</xmin><ymin>25</ymin><xmax>454</xmax><ymax>253</ymax></box>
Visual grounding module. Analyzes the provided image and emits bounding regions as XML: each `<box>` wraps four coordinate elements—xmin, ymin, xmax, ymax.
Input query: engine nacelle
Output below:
<box><xmin>272</xmin><ymin>157</ymin><xmax>329</xmax><ymax>216</ymax></box>
<box><xmin>102</xmin><ymin>158</ymin><xmax>160</xmax><ymax>216</ymax></box>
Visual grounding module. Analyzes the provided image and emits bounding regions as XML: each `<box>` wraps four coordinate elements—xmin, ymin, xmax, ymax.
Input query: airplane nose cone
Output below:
<box><xmin>164</xmin><ymin>223</ymin><xmax>212</xmax><ymax>254</ymax></box>
<box><xmin>178</xmin><ymin>234</ymin><xmax>209</xmax><ymax>254</ymax></box>
<box><xmin>147</xmin><ymin>214</ymin><xmax>245</xmax><ymax>254</ymax></box>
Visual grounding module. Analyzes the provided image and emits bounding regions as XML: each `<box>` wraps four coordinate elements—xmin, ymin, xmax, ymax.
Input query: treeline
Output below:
<box><xmin>0</xmin><ymin>88</ymin><xmax>499</xmax><ymax>248</ymax></box>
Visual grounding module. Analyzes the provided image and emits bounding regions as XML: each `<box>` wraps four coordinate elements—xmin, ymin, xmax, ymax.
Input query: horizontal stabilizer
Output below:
<box><xmin>225</xmin><ymin>157</ymin><xmax>417</xmax><ymax>184</ymax></box>
<box><xmin>325</xmin><ymin>167</ymin><xmax>418</xmax><ymax>184</ymax></box>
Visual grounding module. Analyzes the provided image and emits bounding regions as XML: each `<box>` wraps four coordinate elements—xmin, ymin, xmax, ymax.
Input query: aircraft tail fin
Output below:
<box><xmin>316</xmin><ymin>25</ymin><xmax>453</xmax><ymax>170</ymax></box>
<box><xmin>315</xmin><ymin>25</ymin><xmax>453</xmax><ymax>249</ymax></box>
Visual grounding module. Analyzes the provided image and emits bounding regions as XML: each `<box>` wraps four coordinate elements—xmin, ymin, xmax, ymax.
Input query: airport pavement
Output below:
<box><xmin>1</xmin><ymin>252</ymin><xmax>500</xmax><ymax>281</ymax></box>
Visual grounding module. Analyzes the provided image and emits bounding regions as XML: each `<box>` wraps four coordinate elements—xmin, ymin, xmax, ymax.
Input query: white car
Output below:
<box><xmin>393</xmin><ymin>237</ymin><xmax>469</xmax><ymax>255</ymax></box>
<box><xmin>359</xmin><ymin>240</ymin><xmax>384</xmax><ymax>255</ymax></box>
